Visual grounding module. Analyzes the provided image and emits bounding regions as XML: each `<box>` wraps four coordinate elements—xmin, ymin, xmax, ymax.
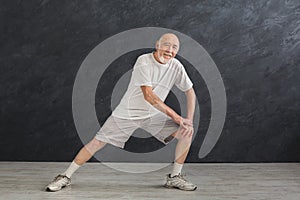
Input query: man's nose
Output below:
<box><xmin>165</xmin><ymin>45</ymin><xmax>172</xmax><ymax>51</ymax></box>
<box><xmin>166</xmin><ymin>47</ymin><xmax>172</xmax><ymax>53</ymax></box>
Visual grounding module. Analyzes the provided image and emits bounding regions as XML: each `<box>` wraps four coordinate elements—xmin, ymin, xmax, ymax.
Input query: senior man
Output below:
<box><xmin>46</xmin><ymin>33</ymin><xmax>197</xmax><ymax>191</ymax></box>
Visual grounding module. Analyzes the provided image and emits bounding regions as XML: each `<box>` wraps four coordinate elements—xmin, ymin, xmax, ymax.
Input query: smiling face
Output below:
<box><xmin>154</xmin><ymin>33</ymin><xmax>180</xmax><ymax>64</ymax></box>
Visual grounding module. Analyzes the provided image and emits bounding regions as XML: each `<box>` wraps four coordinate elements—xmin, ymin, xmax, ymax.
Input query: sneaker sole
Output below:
<box><xmin>46</xmin><ymin>183</ymin><xmax>71</xmax><ymax>192</ymax></box>
<box><xmin>164</xmin><ymin>184</ymin><xmax>197</xmax><ymax>191</ymax></box>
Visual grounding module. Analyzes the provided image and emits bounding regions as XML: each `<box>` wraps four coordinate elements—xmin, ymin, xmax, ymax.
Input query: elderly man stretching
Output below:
<box><xmin>46</xmin><ymin>33</ymin><xmax>197</xmax><ymax>191</ymax></box>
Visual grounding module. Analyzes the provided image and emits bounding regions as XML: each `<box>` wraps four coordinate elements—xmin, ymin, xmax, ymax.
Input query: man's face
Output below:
<box><xmin>155</xmin><ymin>34</ymin><xmax>180</xmax><ymax>64</ymax></box>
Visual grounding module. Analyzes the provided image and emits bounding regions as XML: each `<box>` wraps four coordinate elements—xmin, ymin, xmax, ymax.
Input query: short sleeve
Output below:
<box><xmin>132</xmin><ymin>57</ymin><xmax>152</xmax><ymax>87</ymax></box>
<box><xmin>175</xmin><ymin>65</ymin><xmax>193</xmax><ymax>92</ymax></box>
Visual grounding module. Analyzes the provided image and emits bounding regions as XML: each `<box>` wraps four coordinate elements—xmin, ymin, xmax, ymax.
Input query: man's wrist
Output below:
<box><xmin>186</xmin><ymin>116</ymin><xmax>193</xmax><ymax>121</ymax></box>
<box><xmin>185</xmin><ymin>118</ymin><xmax>194</xmax><ymax>127</ymax></box>
<box><xmin>174</xmin><ymin>115</ymin><xmax>182</xmax><ymax>125</ymax></box>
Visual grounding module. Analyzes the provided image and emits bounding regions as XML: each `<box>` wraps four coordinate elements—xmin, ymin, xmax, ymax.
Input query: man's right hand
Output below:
<box><xmin>180</xmin><ymin>118</ymin><xmax>193</xmax><ymax>127</ymax></box>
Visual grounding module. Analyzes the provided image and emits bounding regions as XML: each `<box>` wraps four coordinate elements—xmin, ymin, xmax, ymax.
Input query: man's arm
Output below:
<box><xmin>141</xmin><ymin>86</ymin><xmax>195</xmax><ymax>126</ymax></box>
<box><xmin>141</xmin><ymin>86</ymin><xmax>182</xmax><ymax>124</ymax></box>
<box><xmin>185</xmin><ymin>87</ymin><xmax>196</xmax><ymax>121</ymax></box>
<box><xmin>178</xmin><ymin>87</ymin><xmax>196</xmax><ymax>137</ymax></box>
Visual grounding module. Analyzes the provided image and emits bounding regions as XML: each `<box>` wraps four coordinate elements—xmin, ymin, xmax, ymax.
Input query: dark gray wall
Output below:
<box><xmin>0</xmin><ymin>0</ymin><xmax>299</xmax><ymax>162</ymax></box>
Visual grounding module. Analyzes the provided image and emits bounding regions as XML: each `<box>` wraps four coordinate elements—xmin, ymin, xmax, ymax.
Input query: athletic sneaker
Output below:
<box><xmin>45</xmin><ymin>174</ymin><xmax>71</xmax><ymax>192</ymax></box>
<box><xmin>164</xmin><ymin>173</ymin><xmax>197</xmax><ymax>191</ymax></box>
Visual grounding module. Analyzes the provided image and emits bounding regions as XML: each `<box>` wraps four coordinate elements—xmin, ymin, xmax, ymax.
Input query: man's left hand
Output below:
<box><xmin>178</xmin><ymin>121</ymin><xmax>194</xmax><ymax>138</ymax></box>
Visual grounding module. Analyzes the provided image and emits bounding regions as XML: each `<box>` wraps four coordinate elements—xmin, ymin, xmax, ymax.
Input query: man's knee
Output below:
<box><xmin>173</xmin><ymin>132</ymin><xmax>193</xmax><ymax>145</ymax></box>
<box><xmin>86</xmin><ymin>138</ymin><xmax>106</xmax><ymax>151</ymax></box>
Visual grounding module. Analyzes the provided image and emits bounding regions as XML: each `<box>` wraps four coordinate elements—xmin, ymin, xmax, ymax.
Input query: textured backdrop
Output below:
<box><xmin>0</xmin><ymin>0</ymin><xmax>299</xmax><ymax>162</ymax></box>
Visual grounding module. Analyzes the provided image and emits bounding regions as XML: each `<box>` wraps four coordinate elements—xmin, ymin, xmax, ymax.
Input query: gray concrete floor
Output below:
<box><xmin>0</xmin><ymin>162</ymin><xmax>299</xmax><ymax>200</ymax></box>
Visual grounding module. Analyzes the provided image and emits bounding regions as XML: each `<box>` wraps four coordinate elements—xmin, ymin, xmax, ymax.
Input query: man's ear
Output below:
<box><xmin>155</xmin><ymin>41</ymin><xmax>159</xmax><ymax>50</ymax></box>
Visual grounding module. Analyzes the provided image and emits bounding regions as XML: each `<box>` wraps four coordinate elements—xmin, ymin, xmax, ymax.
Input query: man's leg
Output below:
<box><xmin>46</xmin><ymin>138</ymin><xmax>106</xmax><ymax>192</ymax></box>
<box><xmin>63</xmin><ymin>138</ymin><xmax>106</xmax><ymax>177</ymax></box>
<box><xmin>141</xmin><ymin>113</ymin><xmax>197</xmax><ymax>191</ymax></box>
<box><xmin>171</xmin><ymin>131</ymin><xmax>192</xmax><ymax>176</ymax></box>
<box><xmin>74</xmin><ymin>138</ymin><xmax>106</xmax><ymax>165</ymax></box>
<box><xmin>46</xmin><ymin>115</ymin><xmax>137</xmax><ymax>192</ymax></box>
<box><xmin>163</xmin><ymin>131</ymin><xmax>197</xmax><ymax>191</ymax></box>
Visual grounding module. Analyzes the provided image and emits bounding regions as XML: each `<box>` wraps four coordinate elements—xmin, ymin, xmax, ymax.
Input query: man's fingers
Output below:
<box><xmin>179</xmin><ymin>126</ymin><xmax>187</xmax><ymax>136</ymax></box>
<box><xmin>184</xmin><ymin>130</ymin><xmax>190</xmax><ymax>137</ymax></box>
<box><xmin>180</xmin><ymin>122</ymin><xmax>189</xmax><ymax>130</ymax></box>
<box><xmin>182</xmin><ymin>119</ymin><xmax>193</xmax><ymax>126</ymax></box>
<box><xmin>184</xmin><ymin>128</ymin><xmax>193</xmax><ymax>138</ymax></box>
<box><xmin>186</xmin><ymin>121</ymin><xmax>193</xmax><ymax>126</ymax></box>
<box><xmin>177</xmin><ymin>125</ymin><xmax>194</xmax><ymax>139</ymax></box>
<box><xmin>183</xmin><ymin>127</ymin><xmax>192</xmax><ymax>137</ymax></box>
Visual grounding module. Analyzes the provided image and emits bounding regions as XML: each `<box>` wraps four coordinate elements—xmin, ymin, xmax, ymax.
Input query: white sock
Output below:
<box><xmin>62</xmin><ymin>161</ymin><xmax>81</xmax><ymax>178</ymax></box>
<box><xmin>171</xmin><ymin>162</ymin><xmax>183</xmax><ymax>177</ymax></box>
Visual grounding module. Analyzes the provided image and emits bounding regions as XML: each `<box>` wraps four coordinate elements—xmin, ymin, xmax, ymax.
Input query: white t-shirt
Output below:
<box><xmin>112</xmin><ymin>53</ymin><xmax>193</xmax><ymax>119</ymax></box>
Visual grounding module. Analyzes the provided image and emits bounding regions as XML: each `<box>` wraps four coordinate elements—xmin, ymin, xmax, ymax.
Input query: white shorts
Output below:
<box><xmin>95</xmin><ymin>112</ymin><xmax>179</xmax><ymax>148</ymax></box>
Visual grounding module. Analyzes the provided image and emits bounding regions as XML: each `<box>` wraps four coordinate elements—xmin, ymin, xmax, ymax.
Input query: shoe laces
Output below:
<box><xmin>170</xmin><ymin>173</ymin><xmax>187</xmax><ymax>182</ymax></box>
<box><xmin>177</xmin><ymin>173</ymin><xmax>188</xmax><ymax>182</ymax></box>
<box><xmin>54</xmin><ymin>174</ymin><xmax>69</xmax><ymax>181</ymax></box>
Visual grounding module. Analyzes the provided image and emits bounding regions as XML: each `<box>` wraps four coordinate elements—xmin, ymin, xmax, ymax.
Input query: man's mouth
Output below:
<box><xmin>163</xmin><ymin>53</ymin><xmax>172</xmax><ymax>59</ymax></box>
